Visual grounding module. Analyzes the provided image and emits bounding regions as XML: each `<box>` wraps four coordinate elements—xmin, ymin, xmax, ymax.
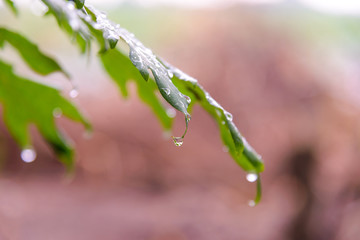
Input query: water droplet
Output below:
<box><xmin>53</xmin><ymin>108</ymin><xmax>62</xmax><ymax>118</ymax></box>
<box><xmin>21</xmin><ymin>148</ymin><xmax>36</xmax><ymax>163</ymax></box>
<box><xmin>221</xmin><ymin>121</ymin><xmax>225</xmax><ymax>125</ymax></box>
<box><xmin>66</xmin><ymin>2</ymin><xmax>75</xmax><ymax>10</ymax></box>
<box><xmin>167</xmin><ymin>70</ymin><xmax>174</xmax><ymax>79</ymax></box>
<box><xmin>69</xmin><ymin>89</ymin><xmax>79</xmax><ymax>98</ymax></box>
<box><xmin>248</xmin><ymin>200</ymin><xmax>256</xmax><ymax>207</ymax></box>
<box><xmin>173</xmin><ymin>137</ymin><xmax>183</xmax><ymax>147</ymax></box>
<box><xmin>166</xmin><ymin>108</ymin><xmax>176</xmax><ymax>118</ymax></box>
<box><xmin>246</xmin><ymin>173</ymin><xmax>258</xmax><ymax>183</ymax></box>
<box><xmin>184</xmin><ymin>95</ymin><xmax>191</xmax><ymax>104</ymax></box>
<box><xmin>215</xmin><ymin>109</ymin><xmax>222</xmax><ymax>117</ymax></box>
<box><xmin>185</xmin><ymin>113</ymin><xmax>191</xmax><ymax>122</ymax></box>
<box><xmin>222</xmin><ymin>146</ymin><xmax>229</xmax><ymax>152</ymax></box>
<box><xmin>84</xmin><ymin>15</ymin><xmax>91</xmax><ymax>22</ymax></box>
<box><xmin>161</xmin><ymin>88</ymin><xmax>170</xmax><ymax>96</ymax></box>
<box><xmin>224</xmin><ymin>111</ymin><xmax>233</xmax><ymax>121</ymax></box>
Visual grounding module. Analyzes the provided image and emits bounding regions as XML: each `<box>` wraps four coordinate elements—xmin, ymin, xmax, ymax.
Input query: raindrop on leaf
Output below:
<box><xmin>53</xmin><ymin>108</ymin><xmax>62</xmax><ymax>118</ymax></box>
<box><xmin>161</xmin><ymin>88</ymin><xmax>171</xmax><ymax>96</ymax></box>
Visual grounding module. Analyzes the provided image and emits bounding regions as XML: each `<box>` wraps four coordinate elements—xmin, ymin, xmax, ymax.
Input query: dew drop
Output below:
<box><xmin>66</xmin><ymin>2</ymin><xmax>75</xmax><ymax>10</ymax></box>
<box><xmin>167</xmin><ymin>70</ymin><xmax>174</xmax><ymax>79</ymax></box>
<box><xmin>53</xmin><ymin>108</ymin><xmax>62</xmax><ymax>118</ymax></box>
<box><xmin>161</xmin><ymin>88</ymin><xmax>171</xmax><ymax>96</ymax></box>
<box><xmin>173</xmin><ymin>137</ymin><xmax>183</xmax><ymax>147</ymax></box>
<box><xmin>246</xmin><ymin>173</ymin><xmax>258</xmax><ymax>183</ymax></box>
<box><xmin>185</xmin><ymin>113</ymin><xmax>191</xmax><ymax>122</ymax></box>
<box><xmin>166</xmin><ymin>108</ymin><xmax>176</xmax><ymax>118</ymax></box>
<box><xmin>248</xmin><ymin>200</ymin><xmax>256</xmax><ymax>207</ymax></box>
<box><xmin>224</xmin><ymin>111</ymin><xmax>233</xmax><ymax>121</ymax></box>
<box><xmin>221</xmin><ymin>121</ymin><xmax>225</xmax><ymax>125</ymax></box>
<box><xmin>69</xmin><ymin>89</ymin><xmax>79</xmax><ymax>98</ymax></box>
<box><xmin>21</xmin><ymin>148</ymin><xmax>36</xmax><ymax>163</ymax></box>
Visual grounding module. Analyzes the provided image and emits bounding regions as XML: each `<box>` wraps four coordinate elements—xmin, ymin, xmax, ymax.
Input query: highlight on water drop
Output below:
<box><xmin>69</xmin><ymin>89</ymin><xmax>79</xmax><ymax>98</ymax></box>
<box><xmin>246</xmin><ymin>173</ymin><xmax>258</xmax><ymax>183</ymax></box>
<box><xmin>21</xmin><ymin>148</ymin><xmax>37</xmax><ymax>163</ymax></box>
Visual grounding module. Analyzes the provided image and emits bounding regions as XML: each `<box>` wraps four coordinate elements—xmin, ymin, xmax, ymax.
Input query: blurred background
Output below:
<box><xmin>1</xmin><ymin>0</ymin><xmax>360</xmax><ymax>239</ymax></box>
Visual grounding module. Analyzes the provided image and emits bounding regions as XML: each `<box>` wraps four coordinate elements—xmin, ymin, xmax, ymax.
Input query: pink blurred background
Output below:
<box><xmin>0</xmin><ymin>0</ymin><xmax>360</xmax><ymax>239</ymax></box>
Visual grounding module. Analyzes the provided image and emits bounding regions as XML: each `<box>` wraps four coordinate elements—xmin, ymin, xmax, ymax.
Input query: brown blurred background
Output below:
<box><xmin>0</xmin><ymin>0</ymin><xmax>360</xmax><ymax>239</ymax></box>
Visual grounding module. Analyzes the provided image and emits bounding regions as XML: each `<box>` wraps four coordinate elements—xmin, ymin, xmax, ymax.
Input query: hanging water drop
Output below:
<box><xmin>53</xmin><ymin>108</ymin><xmax>62</xmax><ymax>118</ymax></box>
<box><xmin>21</xmin><ymin>148</ymin><xmax>36</xmax><ymax>163</ymax></box>
<box><xmin>246</xmin><ymin>173</ymin><xmax>258</xmax><ymax>183</ymax></box>
<box><xmin>161</xmin><ymin>88</ymin><xmax>171</xmax><ymax>96</ymax></box>
<box><xmin>69</xmin><ymin>89</ymin><xmax>79</xmax><ymax>98</ymax></box>
<box><xmin>173</xmin><ymin>137</ymin><xmax>183</xmax><ymax>147</ymax></box>
<box><xmin>184</xmin><ymin>95</ymin><xmax>191</xmax><ymax>104</ymax></box>
<box><xmin>248</xmin><ymin>200</ymin><xmax>256</xmax><ymax>207</ymax></box>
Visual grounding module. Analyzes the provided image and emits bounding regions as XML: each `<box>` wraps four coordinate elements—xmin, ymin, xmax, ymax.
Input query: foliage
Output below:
<box><xmin>0</xmin><ymin>0</ymin><xmax>264</xmax><ymax>203</ymax></box>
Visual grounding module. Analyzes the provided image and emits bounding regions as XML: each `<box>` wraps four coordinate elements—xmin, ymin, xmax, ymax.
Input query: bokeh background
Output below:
<box><xmin>1</xmin><ymin>0</ymin><xmax>360</xmax><ymax>239</ymax></box>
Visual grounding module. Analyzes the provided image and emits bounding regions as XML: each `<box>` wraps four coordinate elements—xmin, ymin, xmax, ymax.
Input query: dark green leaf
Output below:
<box><xmin>0</xmin><ymin>27</ymin><xmax>67</xmax><ymax>77</ymax></box>
<box><xmin>100</xmin><ymin>49</ymin><xmax>172</xmax><ymax>130</ymax></box>
<box><xmin>71</xmin><ymin>0</ymin><xmax>84</xmax><ymax>9</ymax></box>
<box><xmin>0</xmin><ymin>59</ymin><xmax>90</xmax><ymax>170</ymax></box>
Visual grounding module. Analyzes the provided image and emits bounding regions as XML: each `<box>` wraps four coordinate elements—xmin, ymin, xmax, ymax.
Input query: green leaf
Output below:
<box><xmin>0</xmin><ymin>27</ymin><xmax>67</xmax><ymax>77</ymax></box>
<box><xmin>3</xmin><ymin>0</ymin><xmax>18</xmax><ymax>16</ymax></box>
<box><xmin>85</xmin><ymin>6</ymin><xmax>191</xmax><ymax>140</ymax></box>
<box><xmin>37</xmin><ymin>0</ymin><xmax>264</xmax><ymax>202</ymax></box>
<box><xmin>71</xmin><ymin>0</ymin><xmax>84</xmax><ymax>9</ymax></box>
<box><xmin>168</xmin><ymin>64</ymin><xmax>264</xmax><ymax>172</ymax></box>
<box><xmin>0</xmin><ymin>59</ymin><xmax>90</xmax><ymax>170</ymax></box>
<box><xmin>100</xmin><ymin>49</ymin><xmax>172</xmax><ymax>130</ymax></box>
<box><xmin>167</xmin><ymin>64</ymin><xmax>264</xmax><ymax>203</ymax></box>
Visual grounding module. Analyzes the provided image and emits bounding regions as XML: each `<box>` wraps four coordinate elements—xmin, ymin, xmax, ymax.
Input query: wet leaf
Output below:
<box><xmin>70</xmin><ymin>0</ymin><xmax>84</xmax><ymax>9</ymax></box>
<box><xmin>0</xmin><ymin>59</ymin><xmax>90</xmax><ymax>170</ymax></box>
<box><xmin>100</xmin><ymin>49</ymin><xmax>172</xmax><ymax>130</ymax></box>
<box><xmin>0</xmin><ymin>27</ymin><xmax>67</xmax><ymax>77</ymax></box>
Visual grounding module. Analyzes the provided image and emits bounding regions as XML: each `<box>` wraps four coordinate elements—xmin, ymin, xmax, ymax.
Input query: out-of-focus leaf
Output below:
<box><xmin>100</xmin><ymin>49</ymin><xmax>172</xmax><ymax>130</ymax></box>
<box><xmin>0</xmin><ymin>59</ymin><xmax>90</xmax><ymax>170</ymax></box>
<box><xmin>3</xmin><ymin>0</ymin><xmax>18</xmax><ymax>15</ymax></box>
<box><xmin>69</xmin><ymin>0</ymin><xmax>84</xmax><ymax>9</ymax></box>
<box><xmin>0</xmin><ymin>27</ymin><xmax>67</xmax><ymax>77</ymax></box>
